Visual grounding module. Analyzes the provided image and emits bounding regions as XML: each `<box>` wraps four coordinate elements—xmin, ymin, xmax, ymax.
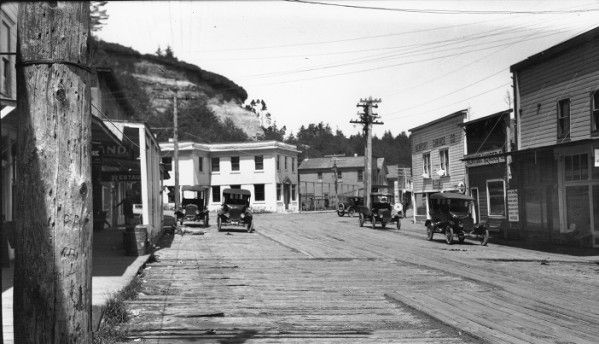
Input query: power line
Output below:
<box><xmin>285</xmin><ymin>0</ymin><xmax>599</xmax><ymax>15</ymax></box>
<box><xmin>91</xmin><ymin>103</ymin><xmax>141</xmax><ymax>149</ymax></box>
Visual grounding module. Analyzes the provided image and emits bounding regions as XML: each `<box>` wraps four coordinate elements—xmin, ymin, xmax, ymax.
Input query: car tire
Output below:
<box><xmin>348</xmin><ymin>209</ymin><xmax>355</xmax><ymax>218</ymax></box>
<box><xmin>217</xmin><ymin>216</ymin><xmax>222</xmax><ymax>232</ymax></box>
<box><xmin>445</xmin><ymin>226</ymin><xmax>454</xmax><ymax>245</ymax></box>
<box><xmin>426</xmin><ymin>223</ymin><xmax>434</xmax><ymax>241</ymax></box>
<box><xmin>480</xmin><ymin>229</ymin><xmax>490</xmax><ymax>246</ymax></box>
<box><xmin>396</xmin><ymin>218</ymin><xmax>401</xmax><ymax>230</ymax></box>
<box><xmin>359</xmin><ymin>213</ymin><xmax>364</xmax><ymax>227</ymax></box>
<box><xmin>381</xmin><ymin>221</ymin><xmax>387</xmax><ymax>229</ymax></box>
<box><xmin>337</xmin><ymin>210</ymin><xmax>345</xmax><ymax>217</ymax></box>
<box><xmin>371</xmin><ymin>217</ymin><xmax>376</xmax><ymax>229</ymax></box>
<box><xmin>458</xmin><ymin>233</ymin><xmax>465</xmax><ymax>244</ymax></box>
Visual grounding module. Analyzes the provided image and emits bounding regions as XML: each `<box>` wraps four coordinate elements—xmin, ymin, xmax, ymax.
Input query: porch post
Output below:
<box><xmin>139</xmin><ymin>127</ymin><xmax>150</xmax><ymax>227</ymax></box>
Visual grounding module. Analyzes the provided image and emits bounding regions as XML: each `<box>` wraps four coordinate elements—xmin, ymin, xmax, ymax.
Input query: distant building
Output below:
<box><xmin>410</xmin><ymin>110</ymin><xmax>468</xmax><ymax>222</ymax></box>
<box><xmin>160</xmin><ymin>140</ymin><xmax>300</xmax><ymax>212</ymax></box>
<box><xmin>510</xmin><ymin>27</ymin><xmax>599</xmax><ymax>247</ymax></box>
<box><xmin>462</xmin><ymin>109</ymin><xmax>514</xmax><ymax>235</ymax></box>
<box><xmin>386</xmin><ymin>165</ymin><xmax>412</xmax><ymax>205</ymax></box>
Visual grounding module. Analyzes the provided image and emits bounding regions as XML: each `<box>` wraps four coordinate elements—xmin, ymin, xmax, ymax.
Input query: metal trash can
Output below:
<box><xmin>123</xmin><ymin>225</ymin><xmax>148</xmax><ymax>256</ymax></box>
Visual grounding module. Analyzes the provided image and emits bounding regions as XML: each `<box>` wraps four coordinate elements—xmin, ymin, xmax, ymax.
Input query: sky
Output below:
<box><xmin>97</xmin><ymin>0</ymin><xmax>599</xmax><ymax>137</ymax></box>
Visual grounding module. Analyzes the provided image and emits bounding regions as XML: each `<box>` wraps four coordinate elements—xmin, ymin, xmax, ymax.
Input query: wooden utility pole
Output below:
<box><xmin>15</xmin><ymin>2</ymin><xmax>92</xmax><ymax>343</ymax></box>
<box><xmin>350</xmin><ymin>97</ymin><xmax>383</xmax><ymax>209</ymax></box>
<box><xmin>173</xmin><ymin>95</ymin><xmax>180</xmax><ymax>210</ymax></box>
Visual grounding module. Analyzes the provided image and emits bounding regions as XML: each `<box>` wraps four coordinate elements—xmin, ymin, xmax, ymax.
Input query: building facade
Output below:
<box><xmin>410</xmin><ymin>110</ymin><xmax>468</xmax><ymax>222</ymax></box>
<box><xmin>511</xmin><ymin>27</ymin><xmax>599</xmax><ymax>247</ymax></box>
<box><xmin>462</xmin><ymin>110</ymin><xmax>514</xmax><ymax>236</ymax></box>
<box><xmin>161</xmin><ymin>141</ymin><xmax>300</xmax><ymax>212</ymax></box>
<box><xmin>387</xmin><ymin>165</ymin><xmax>412</xmax><ymax>206</ymax></box>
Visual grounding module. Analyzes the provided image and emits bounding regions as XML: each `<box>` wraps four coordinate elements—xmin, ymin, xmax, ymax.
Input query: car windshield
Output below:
<box><xmin>372</xmin><ymin>195</ymin><xmax>389</xmax><ymax>203</ymax></box>
<box><xmin>450</xmin><ymin>200</ymin><xmax>470</xmax><ymax>213</ymax></box>
<box><xmin>224</xmin><ymin>193</ymin><xmax>249</xmax><ymax>205</ymax></box>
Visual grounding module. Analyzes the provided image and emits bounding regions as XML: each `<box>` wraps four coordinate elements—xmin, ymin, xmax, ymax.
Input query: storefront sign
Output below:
<box><xmin>464</xmin><ymin>149</ymin><xmax>505</xmax><ymax>167</ymax></box>
<box><xmin>101</xmin><ymin>171</ymin><xmax>141</xmax><ymax>182</ymax></box>
<box><xmin>92</xmin><ymin>143</ymin><xmax>134</xmax><ymax>159</ymax></box>
<box><xmin>507</xmin><ymin>189</ymin><xmax>519</xmax><ymax>222</ymax></box>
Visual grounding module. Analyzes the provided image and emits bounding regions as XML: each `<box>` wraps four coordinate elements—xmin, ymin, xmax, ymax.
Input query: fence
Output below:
<box><xmin>299</xmin><ymin>181</ymin><xmax>361</xmax><ymax>211</ymax></box>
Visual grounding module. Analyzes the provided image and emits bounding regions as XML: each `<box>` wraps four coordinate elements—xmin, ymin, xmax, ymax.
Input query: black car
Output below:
<box><xmin>217</xmin><ymin>189</ymin><xmax>254</xmax><ymax>232</ymax></box>
<box><xmin>337</xmin><ymin>196</ymin><xmax>364</xmax><ymax>217</ymax></box>
<box><xmin>357</xmin><ymin>193</ymin><xmax>401</xmax><ymax>229</ymax></box>
<box><xmin>180</xmin><ymin>185</ymin><xmax>210</xmax><ymax>227</ymax></box>
<box><xmin>425</xmin><ymin>192</ymin><xmax>489</xmax><ymax>245</ymax></box>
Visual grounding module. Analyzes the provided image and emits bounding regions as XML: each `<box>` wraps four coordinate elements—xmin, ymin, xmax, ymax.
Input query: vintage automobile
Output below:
<box><xmin>424</xmin><ymin>192</ymin><xmax>489</xmax><ymax>245</ymax></box>
<box><xmin>358</xmin><ymin>193</ymin><xmax>401</xmax><ymax>229</ymax></box>
<box><xmin>337</xmin><ymin>196</ymin><xmax>364</xmax><ymax>217</ymax></box>
<box><xmin>217</xmin><ymin>188</ymin><xmax>254</xmax><ymax>232</ymax></box>
<box><xmin>180</xmin><ymin>185</ymin><xmax>210</xmax><ymax>227</ymax></box>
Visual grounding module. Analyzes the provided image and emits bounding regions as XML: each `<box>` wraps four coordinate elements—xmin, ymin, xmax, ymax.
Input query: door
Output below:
<box><xmin>470</xmin><ymin>188</ymin><xmax>480</xmax><ymax>224</ymax></box>
<box><xmin>284</xmin><ymin>183</ymin><xmax>291</xmax><ymax>210</ymax></box>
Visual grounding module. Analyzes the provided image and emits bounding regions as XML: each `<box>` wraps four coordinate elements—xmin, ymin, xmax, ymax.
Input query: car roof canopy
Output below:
<box><xmin>223</xmin><ymin>188</ymin><xmax>252</xmax><ymax>196</ymax></box>
<box><xmin>181</xmin><ymin>185</ymin><xmax>210</xmax><ymax>192</ymax></box>
<box><xmin>430</xmin><ymin>192</ymin><xmax>473</xmax><ymax>201</ymax></box>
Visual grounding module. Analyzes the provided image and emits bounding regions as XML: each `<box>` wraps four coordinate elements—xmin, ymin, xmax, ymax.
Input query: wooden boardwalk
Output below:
<box><xmin>122</xmin><ymin>213</ymin><xmax>599</xmax><ymax>343</ymax></box>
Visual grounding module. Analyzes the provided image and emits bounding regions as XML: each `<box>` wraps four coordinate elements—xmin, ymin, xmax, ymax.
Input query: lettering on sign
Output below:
<box><xmin>449</xmin><ymin>133</ymin><xmax>457</xmax><ymax>144</ymax></box>
<box><xmin>414</xmin><ymin>142</ymin><xmax>428</xmax><ymax>152</ymax></box>
<box><xmin>432</xmin><ymin>136</ymin><xmax>446</xmax><ymax>148</ymax></box>
<box><xmin>507</xmin><ymin>189</ymin><xmax>519</xmax><ymax>222</ymax></box>
<box><xmin>101</xmin><ymin>172</ymin><xmax>141</xmax><ymax>182</ymax></box>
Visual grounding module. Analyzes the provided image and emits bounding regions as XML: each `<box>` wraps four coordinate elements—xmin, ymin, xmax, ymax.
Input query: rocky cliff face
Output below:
<box><xmin>92</xmin><ymin>40</ymin><xmax>263</xmax><ymax>140</ymax></box>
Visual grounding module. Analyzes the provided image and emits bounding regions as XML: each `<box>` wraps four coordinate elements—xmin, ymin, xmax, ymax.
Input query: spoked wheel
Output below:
<box><xmin>217</xmin><ymin>216</ymin><xmax>222</xmax><ymax>232</ymax></box>
<box><xmin>480</xmin><ymin>229</ymin><xmax>490</xmax><ymax>246</ymax></box>
<box><xmin>396</xmin><ymin>218</ymin><xmax>401</xmax><ymax>230</ymax></box>
<box><xmin>445</xmin><ymin>226</ymin><xmax>454</xmax><ymax>245</ymax></box>
<box><xmin>337</xmin><ymin>210</ymin><xmax>345</xmax><ymax>217</ymax></box>
<box><xmin>426</xmin><ymin>224</ymin><xmax>434</xmax><ymax>241</ymax></box>
<box><xmin>359</xmin><ymin>213</ymin><xmax>365</xmax><ymax>227</ymax></box>
<box><xmin>348</xmin><ymin>209</ymin><xmax>355</xmax><ymax>218</ymax></box>
<box><xmin>371</xmin><ymin>217</ymin><xmax>376</xmax><ymax>229</ymax></box>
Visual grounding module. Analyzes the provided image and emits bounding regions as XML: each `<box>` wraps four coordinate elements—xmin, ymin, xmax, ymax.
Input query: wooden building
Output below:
<box><xmin>410</xmin><ymin>110</ymin><xmax>468</xmax><ymax>222</ymax></box>
<box><xmin>510</xmin><ymin>26</ymin><xmax>599</xmax><ymax>247</ymax></box>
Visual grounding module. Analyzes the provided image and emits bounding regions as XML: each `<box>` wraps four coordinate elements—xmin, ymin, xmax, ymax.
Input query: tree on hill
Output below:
<box><xmin>90</xmin><ymin>1</ymin><xmax>108</xmax><ymax>34</ymax></box>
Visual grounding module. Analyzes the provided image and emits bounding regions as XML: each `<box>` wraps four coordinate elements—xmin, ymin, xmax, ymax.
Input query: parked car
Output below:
<box><xmin>180</xmin><ymin>185</ymin><xmax>210</xmax><ymax>227</ymax></box>
<box><xmin>358</xmin><ymin>193</ymin><xmax>401</xmax><ymax>229</ymax></box>
<box><xmin>337</xmin><ymin>196</ymin><xmax>364</xmax><ymax>217</ymax></box>
<box><xmin>424</xmin><ymin>192</ymin><xmax>489</xmax><ymax>245</ymax></box>
<box><xmin>217</xmin><ymin>189</ymin><xmax>254</xmax><ymax>232</ymax></box>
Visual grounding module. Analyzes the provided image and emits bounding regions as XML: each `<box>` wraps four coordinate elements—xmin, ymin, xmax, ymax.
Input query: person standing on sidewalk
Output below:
<box><xmin>115</xmin><ymin>190</ymin><xmax>135</xmax><ymax>227</ymax></box>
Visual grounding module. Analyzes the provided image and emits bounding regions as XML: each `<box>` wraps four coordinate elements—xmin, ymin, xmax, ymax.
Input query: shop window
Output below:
<box><xmin>291</xmin><ymin>184</ymin><xmax>297</xmax><ymax>201</ymax></box>
<box><xmin>276</xmin><ymin>184</ymin><xmax>282</xmax><ymax>201</ymax></box>
<box><xmin>592</xmin><ymin>91</ymin><xmax>599</xmax><ymax>135</ymax></box>
<box><xmin>439</xmin><ymin>149</ymin><xmax>449</xmax><ymax>176</ymax></box>
<box><xmin>255</xmin><ymin>155</ymin><xmax>263</xmax><ymax>170</ymax></box>
<box><xmin>231</xmin><ymin>156</ymin><xmax>240</xmax><ymax>171</ymax></box>
<box><xmin>564</xmin><ymin>154</ymin><xmax>588</xmax><ymax>181</ymax></box>
<box><xmin>212</xmin><ymin>186</ymin><xmax>221</xmax><ymax>203</ymax></box>
<box><xmin>415</xmin><ymin>193</ymin><xmax>427</xmax><ymax>215</ymax></box>
<box><xmin>486</xmin><ymin>180</ymin><xmax>506</xmax><ymax>216</ymax></box>
<box><xmin>211</xmin><ymin>157</ymin><xmax>220</xmax><ymax>172</ymax></box>
<box><xmin>422</xmin><ymin>153</ymin><xmax>431</xmax><ymax>178</ymax></box>
<box><xmin>557</xmin><ymin>98</ymin><xmax>570</xmax><ymax>140</ymax></box>
<box><xmin>254</xmin><ymin>184</ymin><xmax>265</xmax><ymax>201</ymax></box>
<box><xmin>566</xmin><ymin>185</ymin><xmax>590</xmax><ymax>234</ymax></box>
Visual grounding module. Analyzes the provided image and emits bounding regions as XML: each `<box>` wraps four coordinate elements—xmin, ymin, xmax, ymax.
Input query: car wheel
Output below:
<box><xmin>480</xmin><ymin>229</ymin><xmax>490</xmax><ymax>246</ymax></box>
<box><xmin>371</xmin><ymin>217</ymin><xmax>376</xmax><ymax>229</ymax></box>
<box><xmin>348</xmin><ymin>209</ymin><xmax>355</xmax><ymax>218</ymax></box>
<box><xmin>217</xmin><ymin>216</ymin><xmax>222</xmax><ymax>232</ymax></box>
<box><xmin>337</xmin><ymin>210</ymin><xmax>345</xmax><ymax>217</ymax></box>
<box><xmin>426</xmin><ymin>224</ymin><xmax>434</xmax><ymax>241</ymax></box>
<box><xmin>359</xmin><ymin>213</ymin><xmax>364</xmax><ymax>227</ymax></box>
<box><xmin>381</xmin><ymin>221</ymin><xmax>387</xmax><ymax>229</ymax></box>
<box><xmin>458</xmin><ymin>233</ymin><xmax>465</xmax><ymax>244</ymax></box>
<box><xmin>396</xmin><ymin>218</ymin><xmax>401</xmax><ymax>230</ymax></box>
<box><xmin>445</xmin><ymin>226</ymin><xmax>454</xmax><ymax>245</ymax></box>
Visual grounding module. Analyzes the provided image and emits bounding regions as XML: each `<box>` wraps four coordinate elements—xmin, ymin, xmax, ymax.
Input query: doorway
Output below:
<box><xmin>284</xmin><ymin>183</ymin><xmax>291</xmax><ymax>210</ymax></box>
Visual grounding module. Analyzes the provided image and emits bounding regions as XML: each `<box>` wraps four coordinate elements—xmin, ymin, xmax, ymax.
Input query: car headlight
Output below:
<box><xmin>241</xmin><ymin>213</ymin><xmax>245</xmax><ymax>219</ymax></box>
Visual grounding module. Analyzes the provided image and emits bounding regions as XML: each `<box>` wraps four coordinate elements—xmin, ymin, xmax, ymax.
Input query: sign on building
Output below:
<box><xmin>595</xmin><ymin>148</ymin><xmax>599</xmax><ymax>167</ymax></box>
<box><xmin>507</xmin><ymin>189</ymin><xmax>519</xmax><ymax>222</ymax></box>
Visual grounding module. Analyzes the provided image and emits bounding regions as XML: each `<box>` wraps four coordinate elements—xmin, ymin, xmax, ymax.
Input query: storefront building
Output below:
<box><xmin>462</xmin><ymin>110</ymin><xmax>515</xmax><ymax>237</ymax></box>
<box><xmin>511</xmin><ymin>27</ymin><xmax>599</xmax><ymax>247</ymax></box>
<box><xmin>410</xmin><ymin>110</ymin><xmax>468</xmax><ymax>222</ymax></box>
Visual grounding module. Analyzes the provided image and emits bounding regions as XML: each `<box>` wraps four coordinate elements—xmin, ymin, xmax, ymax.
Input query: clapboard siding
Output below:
<box><xmin>411</xmin><ymin>112</ymin><xmax>466</xmax><ymax>192</ymax></box>
<box><xmin>519</xmin><ymin>70</ymin><xmax>599</xmax><ymax>149</ymax></box>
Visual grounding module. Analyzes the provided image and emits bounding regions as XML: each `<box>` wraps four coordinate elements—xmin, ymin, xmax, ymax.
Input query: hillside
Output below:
<box><xmin>91</xmin><ymin>40</ymin><xmax>263</xmax><ymax>141</ymax></box>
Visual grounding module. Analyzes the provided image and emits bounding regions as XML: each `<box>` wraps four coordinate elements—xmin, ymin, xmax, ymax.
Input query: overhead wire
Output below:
<box><xmin>91</xmin><ymin>102</ymin><xmax>141</xmax><ymax>149</ymax></box>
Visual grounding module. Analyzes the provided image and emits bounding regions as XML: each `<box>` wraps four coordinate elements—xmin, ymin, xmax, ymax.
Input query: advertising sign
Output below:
<box><xmin>507</xmin><ymin>189</ymin><xmax>519</xmax><ymax>222</ymax></box>
<box><xmin>101</xmin><ymin>171</ymin><xmax>141</xmax><ymax>182</ymax></box>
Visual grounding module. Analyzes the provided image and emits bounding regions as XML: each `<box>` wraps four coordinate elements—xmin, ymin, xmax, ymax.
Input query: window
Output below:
<box><xmin>284</xmin><ymin>156</ymin><xmax>288</xmax><ymax>170</ymax></box>
<box><xmin>357</xmin><ymin>170</ymin><xmax>363</xmax><ymax>182</ymax></box>
<box><xmin>231</xmin><ymin>156</ymin><xmax>240</xmax><ymax>171</ymax></box>
<box><xmin>291</xmin><ymin>184</ymin><xmax>297</xmax><ymax>201</ymax></box>
<box><xmin>564</xmin><ymin>154</ymin><xmax>588</xmax><ymax>181</ymax></box>
<box><xmin>337</xmin><ymin>170</ymin><xmax>342</xmax><ymax>180</ymax></box>
<box><xmin>254</xmin><ymin>184</ymin><xmax>265</xmax><ymax>201</ymax></box>
<box><xmin>317</xmin><ymin>172</ymin><xmax>323</xmax><ymax>181</ymax></box>
<box><xmin>255</xmin><ymin>155</ymin><xmax>264</xmax><ymax>170</ymax></box>
<box><xmin>2</xmin><ymin>58</ymin><xmax>10</xmax><ymax>97</ymax></box>
<box><xmin>486</xmin><ymin>180</ymin><xmax>505</xmax><ymax>216</ymax></box>
<box><xmin>592</xmin><ymin>91</ymin><xmax>599</xmax><ymax>134</ymax></box>
<box><xmin>439</xmin><ymin>149</ymin><xmax>449</xmax><ymax>176</ymax></box>
<box><xmin>276</xmin><ymin>184</ymin><xmax>282</xmax><ymax>200</ymax></box>
<box><xmin>198</xmin><ymin>157</ymin><xmax>203</xmax><ymax>172</ymax></box>
<box><xmin>212</xmin><ymin>186</ymin><xmax>221</xmax><ymax>203</ymax></box>
<box><xmin>230</xmin><ymin>185</ymin><xmax>241</xmax><ymax>189</ymax></box>
<box><xmin>1</xmin><ymin>22</ymin><xmax>10</xmax><ymax>97</ymax></box>
<box><xmin>277</xmin><ymin>155</ymin><xmax>280</xmax><ymax>170</ymax></box>
<box><xmin>557</xmin><ymin>98</ymin><xmax>570</xmax><ymax>140</ymax></box>
<box><xmin>211</xmin><ymin>157</ymin><xmax>220</xmax><ymax>172</ymax></box>
<box><xmin>422</xmin><ymin>153</ymin><xmax>431</xmax><ymax>178</ymax></box>
<box><xmin>292</xmin><ymin>157</ymin><xmax>296</xmax><ymax>172</ymax></box>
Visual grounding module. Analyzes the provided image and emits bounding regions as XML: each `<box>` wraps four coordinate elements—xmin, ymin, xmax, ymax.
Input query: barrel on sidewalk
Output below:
<box><xmin>123</xmin><ymin>225</ymin><xmax>148</xmax><ymax>256</ymax></box>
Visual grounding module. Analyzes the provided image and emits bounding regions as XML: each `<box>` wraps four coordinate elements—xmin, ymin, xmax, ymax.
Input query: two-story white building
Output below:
<box><xmin>160</xmin><ymin>140</ymin><xmax>300</xmax><ymax>212</ymax></box>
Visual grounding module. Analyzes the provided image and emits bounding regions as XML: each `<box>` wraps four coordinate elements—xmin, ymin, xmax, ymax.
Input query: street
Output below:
<box><xmin>123</xmin><ymin>213</ymin><xmax>599</xmax><ymax>343</ymax></box>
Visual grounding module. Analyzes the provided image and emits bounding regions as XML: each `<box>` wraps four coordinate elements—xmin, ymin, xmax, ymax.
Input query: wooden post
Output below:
<box><xmin>15</xmin><ymin>2</ymin><xmax>92</xmax><ymax>343</ymax></box>
<box><xmin>173</xmin><ymin>95</ymin><xmax>180</xmax><ymax>210</ymax></box>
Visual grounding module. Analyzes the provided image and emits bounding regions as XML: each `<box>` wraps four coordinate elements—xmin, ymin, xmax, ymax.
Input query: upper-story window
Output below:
<box><xmin>565</xmin><ymin>154</ymin><xmax>588</xmax><ymax>181</ymax></box>
<box><xmin>198</xmin><ymin>157</ymin><xmax>203</xmax><ymax>172</ymax></box>
<box><xmin>277</xmin><ymin>155</ymin><xmax>280</xmax><ymax>170</ymax></box>
<box><xmin>231</xmin><ymin>156</ymin><xmax>240</xmax><ymax>171</ymax></box>
<box><xmin>284</xmin><ymin>156</ymin><xmax>288</xmax><ymax>170</ymax></box>
<box><xmin>592</xmin><ymin>91</ymin><xmax>599</xmax><ymax>135</ymax></box>
<box><xmin>211</xmin><ymin>157</ymin><xmax>220</xmax><ymax>172</ymax></box>
<box><xmin>1</xmin><ymin>21</ymin><xmax>11</xmax><ymax>97</ymax></box>
<box><xmin>422</xmin><ymin>152</ymin><xmax>431</xmax><ymax>178</ymax></box>
<box><xmin>292</xmin><ymin>157</ymin><xmax>296</xmax><ymax>172</ymax></box>
<box><xmin>357</xmin><ymin>169</ymin><xmax>363</xmax><ymax>182</ymax></box>
<box><xmin>255</xmin><ymin>155</ymin><xmax>264</xmax><ymax>170</ymax></box>
<box><xmin>439</xmin><ymin>149</ymin><xmax>449</xmax><ymax>176</ymax></box>
<box><xmin>557</xmin><ymin>98</ymin><xmax>570</xmax><ymax>140</ymax></box>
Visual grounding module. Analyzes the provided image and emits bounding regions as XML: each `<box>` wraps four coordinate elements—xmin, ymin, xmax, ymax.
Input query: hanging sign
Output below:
<box><xmin>507</xmin><ymin>189</ymin><xmax>519</xmax><ymax>222</ymax></box>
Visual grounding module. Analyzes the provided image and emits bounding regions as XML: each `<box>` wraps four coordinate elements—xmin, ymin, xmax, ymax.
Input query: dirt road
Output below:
<box><xmin>123</xmin><ymin>213</ymin><xmax>599</xmax><ymax>343</ymax></box>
